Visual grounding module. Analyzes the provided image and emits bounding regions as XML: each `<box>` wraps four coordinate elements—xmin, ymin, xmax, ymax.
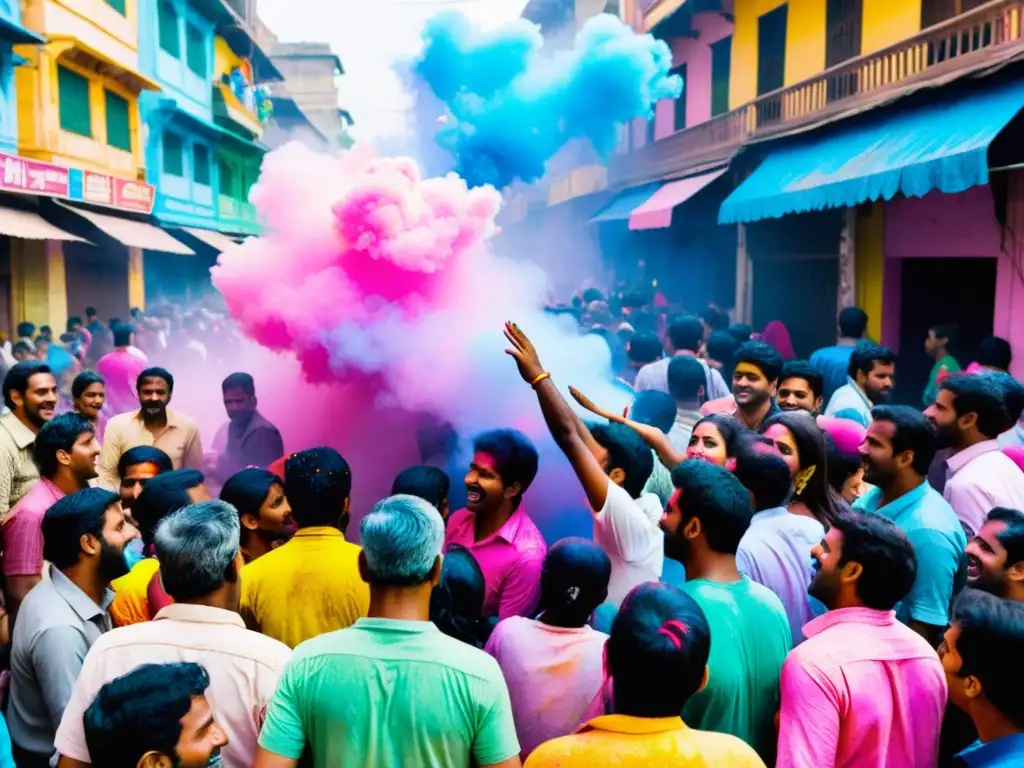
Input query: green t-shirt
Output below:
<box><xmin>924</xmin><ymin>354</ymin><xmax>961</xmax><ymax>406</ymax></box>
<box><xmin>259</xmin><ymin>617</ymin><xmax>520</xmax><ymax>767</ymax></box>
<box><xmin>680</xmin><ymin>578</ymin><xmax>791</xmax><ymax>765</ymax></box>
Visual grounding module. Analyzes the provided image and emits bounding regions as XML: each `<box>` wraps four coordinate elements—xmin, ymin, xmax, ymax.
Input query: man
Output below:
<box><xmin>8</xmin><ymin>488</ymin><xmax>137</xmax><ymax>766</ymax></box>
<box><xmin>391</xmin><ymin>465</ymin><xmax>451</xmax><ymax>521</ymax></box>
<box><xmin>445</xmin><ymin>428</ymin><xmax>547</xmax><ymax>618</ymax></box>
<box><xmin>622</xmin><ymin>332</ymin><xmax>662</xmax><ymax>388</ymax></box>
<box><xmin>733</xmin><ymin>446</ymin><xmax>826</xmax><ymax>644</ymax></box>
<box><xmin>854</xmin><ymin>405</ymin><xmax>966</xmax><ymax>643</ymax></box>
<box><xmin>924</xmin><ymin>323</ymin><xmax>962</xmax><ymax>406</ymax></box>
<box><xmin>660</xmin><ymin>459</ymin><xmax>791</xmax><ymax>763</ymax></box>
<box><xmin>0</xmin><ymin>361</ymin><xmax>58</xmax><ymax>519</ymax></box>
<box><xmin>810</xmin><ymin>306</ymin><xmax>868</xmax><ymax>404</ymax></box>
<box><xmin>976</xmin><ymin>335</ymin><xmax>1012</xmax><ymax>374</ymax></box>
<box><xmin>98</xmin><ymin>368</ymin><xmax>204</xmax><ymax>490</ymax></box>
<box><xmin>95</xmin><ymin>324</ymin><xmax>147</xmax><ymax>416</ymax></box>
<box><xmin>634</xmin><ymin>315</ymin><xmax>729</xmax><ymax>400</ymax></box>
<box><xmin>965</xmin><ymin>507</ymin><xmax>1024</xmax><ymax>602</ymax></box>
<box><xmin>777</xmin><ymin>360</ymin><xmax>824</xmax><ymax>414</ymax></box>
<box><xmin>241</xmin><ymin>447</ymin><xmax>369</xmax><ymax>648</ymax></box>
<box><xmin>116</xmin><ymin>445</ymin><xmax>173</xmax><ymax>514</ymax></box>
<box><xmin>109</xmin><ymin>468</ymin><xmax>211</xmax><ymax>627</ymax></box>
<box><xmin>777</xmin><ymin>511</ymin><xmax>946</xmax><ymax>767</ymax></box>
<box><xmin>55</xmin><ymin>501</ymin><xmax>291</xmax><ymax>768</ymax></box>
<box><xmin>80</xmin><ymin>662</ymin><xmax>229</xmax><ymax>768</ymax></box>
<box><xmin>666</xmin><ymin>355</ymin><xmax>705</xmax><ymax>450</ymax></box>
<box><xmin>3</xmin><ymin>414</ymin><xmax>100</xmax><ymax>618</ymax></box>
<box><xmin>524</xmin><ymin>582</ymin><xmax>764</xmax><ymax>768</ymax></box>
<box><xmin>728</xmin><ymin>341</ymin><xmax>782</xmax><ymax>430</ymax></box>
<box><xmin>941</xmin><ymin>589</ymin><xmax>1024</xmax><ymax>766</ymax></box>
<box><xmin>210</xmin><ymin>373</ymin><xmax>284</xmax><ymax>484</ymax></box>
<box><xmin>84</xmin><ymin>308</ymin><xmax>110</xmax><ymax>367</ymax></box>
<box><xmin>220</xmin><ymin>468</ymin><xmax>295</xmax><ymax>563</ymax></box>
<box><xmin>824</xmin><ymin>341</ymin><xmax>896</xmax><ymax>427</ymax></box>
<box><xmin>925</xmin><ymin>375</ymin><xmax>1024</xmax><ymax>538</ymax></box>
<box><xmin>505</xmin><ymin>324</ymin><xmax>659</xmax><ymax>608</ymax></box>
<box><xmin>254</xmin><ymin>494</ymin><xmax>521</xmax><ymax>768</ymax></box>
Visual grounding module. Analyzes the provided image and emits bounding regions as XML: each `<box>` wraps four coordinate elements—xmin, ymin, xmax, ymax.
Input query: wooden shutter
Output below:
<box><xmin>757</xmin><ymin>5</ymin><xmax>787</xmax><ymax>97</ymax></box>
<box><xmin>186</xmin><ymin>24</ymin><xmax>206</xmax><ymax>76</ymax></box>
<box><xmin>163</xmin><ymin>132</ymin><xmax>184</xmax><ymax>176</ymax></box>
<box><xmin>104</xmin><ymin>91</ymin><xmax>131</xmax><ymax>151</ymax></box>
<box><xmin>58</xmin><ymin>67</ymin><xmax>92</xmax><ymax>137</ymax></box>
<box><xmin>158</xmin><ymin>0</ymin><xmax>180</xmax><ymax>57</ymax></box>
<box><xmin>671</xmin><ymin>63</ymin><xmax>687</xmax><ymax>131</ymax></box>
<box><xmin>193</xmin><ymin>145</ymin><xmax>211</xmax><ymax>186</ymax></box>
<box><xmin>710</xmin><ymin>36</ymin><xmax>732</xmax><ymax>118</ymax></box>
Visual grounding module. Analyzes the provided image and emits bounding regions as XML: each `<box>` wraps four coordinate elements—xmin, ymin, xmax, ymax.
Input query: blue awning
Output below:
<box><xmin>0</xmin><ymin>17</ymin><xmax>44</xmax><ymax>45</ymax></box>
<box><xmin>587</xmin><ymin>183</ymin><xmax>661</xmax><ymax>224</ymax></box>
<box><xmin>719</xmin><ymin>77</ymin><xmax>1024</xmax><ymax>225</ymax></box>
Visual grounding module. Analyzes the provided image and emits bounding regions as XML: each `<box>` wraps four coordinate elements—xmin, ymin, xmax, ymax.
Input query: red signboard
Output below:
<box><xmin>0</xmin><ymin>154</ymin><xmax>70</xmax><ymax>196</ymax></box>
<box><xmin>113</xmin><ymin>177</ymin><xmax>155</xmax><ymax>213</ymax></box>
<box><xmin>0</xmin><ymin>152</ymin><xmax>155</xmax><ymax>214</ymax></box>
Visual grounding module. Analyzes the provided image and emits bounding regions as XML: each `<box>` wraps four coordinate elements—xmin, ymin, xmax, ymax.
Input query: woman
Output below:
<box><xmin>817</xmin><ymin>415</ymin><xmax>867</xmax><ymax>504</ymax></box>
<box><xmin>71</xmin><ymin>371</ymin><xmax>106</xmax><ymax>441</ymax></box>
<box><xmin>761</xmin><ymin>320</ymin><xmax>796</xmax><ymax>361</ymax></box>
<box><xmin>220</xmin><ymin>468</ymin><xmax>295</xmax><ymax>563</ymax></box>
<box><xmin>685</xmin><ymin>414</ymin><xmax>748</xmax><ymax>467</ymax></box>
<box><xmin>760</xmin><ymin>411</ymin><xmax>842</xmax><ymax>525</ymax></box>
<box><xmin>430</xmin><ymin>545</ymin><xmax>490</xmax><ymax>649</ymax></box>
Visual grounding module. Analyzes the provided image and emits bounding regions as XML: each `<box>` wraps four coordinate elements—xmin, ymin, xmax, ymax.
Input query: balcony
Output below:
<box><xmin>21</xmin><ymin>127</ymin><xmax>137</xmax><ymax>176</ymax></box>
<box><xmin>612</xmin><ymin>0</ymin><xmax>1024</xmax><ymax>186</ymax></box>
<box><xmin>218</xmin><ymin>193</ymin><xmax>257</xmax><ymax>233</ymax></box>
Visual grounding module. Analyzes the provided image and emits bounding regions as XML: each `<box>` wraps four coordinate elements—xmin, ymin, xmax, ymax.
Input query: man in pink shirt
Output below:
<box><xmin>444</xmin><ymin>428</ymin><xmax>546</xmax><ymax>622</ymax></box>
<box><xmin>777</xmin><ymin>510</ymin><xmax>947</xmax><ymax>768</ymax></box>
<box><xmin>96</xmin><ymin>324</ymin><xmax>147</xmax><ymax>417</ymax></box>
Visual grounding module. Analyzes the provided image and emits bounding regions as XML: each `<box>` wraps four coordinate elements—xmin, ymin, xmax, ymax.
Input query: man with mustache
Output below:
<box><xmin>824</xmin><ymin>341</ymin><xmax>896</xmax><ymax>428</ymax></box>
<box><xmin>964</xmin><ymin>507</ymin><xmax>1024</xmax><ymax>602</ymax></box>
<box><xmin>98</xmin><ymin>368</ymin><xmax>204</xmax><ymax>491</ymax></box>
<box><xmin>854</xmin><ymin>405</ymin><xmax>965</xmax><ymax>645</ymax></box>
<box><xmin>444</xmin><ymin>428</ymin><xmax>546</xmax><ymax>623</ymax></box>
<box><xmin>0</xmin><ymin>361</ymin><xmax>59</xmax><ymax>520</ymax></box>
<box><xmin>729</xmin><ymin>341</ymin><xmax>782</xmax><ymax>431</ymax></box>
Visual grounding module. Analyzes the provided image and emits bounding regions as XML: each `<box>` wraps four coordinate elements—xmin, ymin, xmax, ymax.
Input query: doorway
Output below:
<box><xmin>752</xmin><ymin>257</ymin><xmax>838</xmax><ymax>359</ymax></box>
<box><xmin>896</xmin><ymin>257</ymin><xmax>996</xmax><ymax>405</ymax></box>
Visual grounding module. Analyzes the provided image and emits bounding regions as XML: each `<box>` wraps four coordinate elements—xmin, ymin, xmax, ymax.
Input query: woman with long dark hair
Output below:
<box><xmin>760</xmin><ymin>411</ymin><xmax>842</xmax><ymax>525</ymax></box>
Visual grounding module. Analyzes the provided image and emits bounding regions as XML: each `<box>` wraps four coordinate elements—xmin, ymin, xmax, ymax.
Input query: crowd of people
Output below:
<box><xmin>0</xmin><ymin>292</ymin><xmax>1017</xmax><ymax>767</ymax></box>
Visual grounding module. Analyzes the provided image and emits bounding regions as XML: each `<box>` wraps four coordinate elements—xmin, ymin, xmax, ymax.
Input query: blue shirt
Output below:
<box><xmin>855</xmin><ymin>482</ymin><xmax>966</xmax><ymax>626</ymax></box>
<box><xmin>810</xmin><ymin>344</ymin><xmax>856</xmax><ymax>403</ymax></box>
<box><xmin>824</xmin><ymin>377</ymin><xmax>873</xmax><ymax>427</ymax></box>
<box><xmin>955</xmin><ymin>733</ymin><xmax>1024</xmax><ymax>767</ymax></box>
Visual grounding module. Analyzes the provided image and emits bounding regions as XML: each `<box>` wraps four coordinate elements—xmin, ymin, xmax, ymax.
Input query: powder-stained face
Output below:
<box><xmin>686</xmin><ymin>423</ymin><xmax>728</xmax><ymax>467</ymax></box>
<box><xmin>119</xmin><ymin>462</ymin><xmax>162</xmax><ymax>510</ymax></box>
<box><xmin>762</xmin><ymin>424</ymin><xmax>800</xmax><ymax>478</ymax></box>
<box><xmin>732</xmin><ymin>362</ymin><xmax>775</xmax><ymax>408</ymax></box>
<box><xmin>465</xmin><ymin>452</ymin><xmax>516</xmax><ymax>515</ymax></box>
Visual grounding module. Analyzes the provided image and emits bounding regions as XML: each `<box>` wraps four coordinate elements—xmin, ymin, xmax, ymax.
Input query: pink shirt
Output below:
<box><xmin>777</xmin><ymin>607</ymin><xmax>946</xmax><ymax>768</ymax></box>
<box><xmin>485</xmin><ymin>617</ymin><xmax>607</xmax><ymax>758</ymax></box>
<box><xmin>96</xmin><ymin>348</ymin><xmax>148</xmax><ymax>415</ymax></box>
<box><xmin>944</xmin><ymin>439</ymin><xmax>1024</xmax><ymax>537</ymax></box>
<box><xmin>444</xmin><ymin>506</ymin><xmax>546</xmax><ymax>620</ymax></box>
<box><xmin>2</xmin><ymin>478</ymin><xmax>64</xmax><ymax>576</ymax></box>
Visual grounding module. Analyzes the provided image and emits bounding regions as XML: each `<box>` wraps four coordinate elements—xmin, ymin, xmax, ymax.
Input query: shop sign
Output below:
<box><xmin>0</xmin><ymin>153</ymin><xmax>155</xmax><ymax>214</ymax></box>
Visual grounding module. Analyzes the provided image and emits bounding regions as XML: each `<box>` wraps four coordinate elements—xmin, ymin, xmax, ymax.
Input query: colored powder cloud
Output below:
<box><xmin>211</xmin><ymin>142</ymin><xmax>630</xmax><ymax>439</ymax></box>
<box><xmin>412</xmin><ymin>11</ymin><xmax>682</xmax><ymax>188</ymax></box>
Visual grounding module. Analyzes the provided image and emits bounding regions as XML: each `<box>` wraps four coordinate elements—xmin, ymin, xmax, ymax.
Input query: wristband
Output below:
<box><xmin>530</xmin><ymin>372</ymin><xmax>551</xmax><ymax>388</ymax></box>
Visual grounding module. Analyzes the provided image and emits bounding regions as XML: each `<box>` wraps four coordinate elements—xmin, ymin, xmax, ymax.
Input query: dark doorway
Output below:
<box><xmin>826</xmin><ymin>0</ymin><xmax>863</xmax><ymax>67</ymax></box>
<box><xmin>757</xmin><ymin>5</ymin><xmax>787</xmax><ymax>97</ymax></box>
<box><xmin>895</xmin><ymin>257</ymin><xmax>996</xmax><ymax>406</ymax></box>
<box><xmin>752</xmin><ymin>257</ymin><xmax>838</xmax><ymax>360</ymax></box>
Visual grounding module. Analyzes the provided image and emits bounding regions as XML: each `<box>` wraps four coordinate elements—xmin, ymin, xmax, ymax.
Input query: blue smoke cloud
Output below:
<box><xmin>413</xmin><ymin>12</ymin><xmax>682</xmax><ymax>188</ymax></box>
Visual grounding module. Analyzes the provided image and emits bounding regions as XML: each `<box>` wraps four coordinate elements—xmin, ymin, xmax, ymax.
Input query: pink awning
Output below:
<box><xmin>628</xmin><ymin>168</ymin><xmax>728</xmax><ymax>231</ymax></box>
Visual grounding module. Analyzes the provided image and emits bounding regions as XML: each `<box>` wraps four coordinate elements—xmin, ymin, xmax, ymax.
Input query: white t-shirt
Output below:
<box><xmin>593</xmin><ymin>481</ymin><xmax>665</xmax><ymax>606</ymax></box>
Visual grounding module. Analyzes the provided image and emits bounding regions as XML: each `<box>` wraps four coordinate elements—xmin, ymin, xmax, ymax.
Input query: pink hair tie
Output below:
<box><xmin>657</xmin><ymin>619</ymin><xmax>689</xmax><ymax>649</ymax></box>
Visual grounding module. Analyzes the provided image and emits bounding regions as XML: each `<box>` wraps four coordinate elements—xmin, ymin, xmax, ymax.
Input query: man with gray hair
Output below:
<box><xmin>254</xmin><ymin>494</ymin><xmax>521</xmax><ymax>768</ymax></box>
<box><xmin>53</xmin><ymin>500</ymin><xmax>291</xmax><ymax>768</ymax></box>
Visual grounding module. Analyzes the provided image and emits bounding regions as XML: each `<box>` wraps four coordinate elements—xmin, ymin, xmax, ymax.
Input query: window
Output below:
<box><xmin>218</xmin><ymin>157</ymin><xmax>235</xmax><ymax>196</ymax></box>
<box><xmin>158</xmin><ymin>0</ymin><xmax>180</xmax><ymax>57</ymax></box>
<box><xmin>104</xmin><ymin>0</ymin><xmax>126</xmax><ymax>14</ymax></box>
<box><xmin>670</xmin><ymin>63</ymin><xmax>687</xmax><ymax>131</ymax></box>
<box><xmin>163</xmin><ymin>132</ymin><xmax>184</xmax><ymax>176</ymax></box>
<box><xmin>58</xmin><ymin>66</ymin><xmax>92</xmax><ymax>137</ymax></box>
<box><xmin>645</xmin><ymin>115</ymin><xmax>655</xmax><ymax>145</ymax></box>
<box><xmin>921</xmin><ymin>0</ymin><xmax>986</xmax><ymax>27</ymax></box>
<box><xmin>710</xmin><ymin>37</ymin><xmax>731</xmax><ymax>117</ymax></box>
<box><xmin>757</xmin><ymin>5</ymin><xmax>787</xmax><ymax>97</ymax></box>
<box><xmin>826</xmin><ymin>0</ymin><xmax>863</xmax><ymax>68</ymax></box>
<box><xmin>104</xmin><ymin>91</ymin><xmax>131</xmax><ymax>151</ymax></box>
<box><xmin>185</xmin><ymin>24</ymin><xmax>206</xmax><ymax>76</ymax></box>
<box><xmin>193</xmin><ymin>144</ymin><xmax>210</xmax><ymax>185</ymax></box>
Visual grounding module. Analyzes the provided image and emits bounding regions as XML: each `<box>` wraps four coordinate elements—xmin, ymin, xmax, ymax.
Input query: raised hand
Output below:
<box><xmin>568</xmin><ymin>386</ymin><xmax>623</xmax><ymax>423</ymax></box>
<box><xmin>504</xmin><ymin>321</ymin><xmax>545</xmax><ymax>384</ymax></box>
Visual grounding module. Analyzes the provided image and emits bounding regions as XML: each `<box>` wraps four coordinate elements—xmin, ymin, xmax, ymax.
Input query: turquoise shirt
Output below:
<box><xmin>258</xmin><ymin>617</ymin><xmax>520</xmax><ymax>766</ymax></box>
<box><xmin>680</xmin><ymin>578</ymin><xmax>792</xmax><ymax>765</ymax></box>
<box><xmin>823</xmin><ymin>377</ymin><xmax>873</xmax><ymax>427</ymax></box>
<box><xmin>855</xmin><ymin>482</ymin><xmax>966</xmax><ymax>626</ymax></box>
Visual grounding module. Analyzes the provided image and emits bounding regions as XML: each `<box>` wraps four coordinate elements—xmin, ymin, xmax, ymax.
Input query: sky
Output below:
<box><xmin>257</xmin><ymin>0</ymin><xmax>531</xmax><ymax>141</ymax></box>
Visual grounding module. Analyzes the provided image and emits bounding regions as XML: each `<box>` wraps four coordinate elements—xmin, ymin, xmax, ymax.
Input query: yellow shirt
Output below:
<box><xmin>109</xmin><ymin>557</ymin><xmax>160</xmax><ymax>627</ymax></box>
<box><xmin>240</xmin><ymin>526</ymin><xmax>369</xmax><ymax>648</ymax></box>
<box><xmin>524</xmin><ymin>715</ymin><xmax>766</xmax><ymax>768</ymax></box>
<box><xmin>97</xmin><ymin>409</ymin><xmax>204</xmax><ymax>490</ymax></box>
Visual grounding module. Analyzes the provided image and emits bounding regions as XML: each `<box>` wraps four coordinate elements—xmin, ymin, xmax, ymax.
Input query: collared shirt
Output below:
<box><xmin>97</xmin><ymin>408</ymin><xmax>204</xmax><ymax>490</ymax></box>
<box><xmin>593</xmin><ymin>482</ymin><xmax>664</xmax><ymax>607</ymax></box>
<box><xmin>634</xmin><ymin>352</ymin><xmax>731</xmax><ymax>401</ymax></box>
<box><xmin>824</xmin><ymin>377</ymin><xmax>873</xmax><ymax>427</ymax></box>
<box><xmin>2</xmin><ymin>478</ymin><xmax>63</xmax><ymax>577</ymax></box>
<box><xmin>211</xmin><ymin>410</ymin><xmax>284</xmax><ymax>481</ymax></box>
<box><xmin>736</xmin><ymin>506</ymin><xmax>826</xmax><ymax>644</ymax></box>
<box><xmin>240</xmin><ymin>526</ymin><xmax>369</xmax><ymax>648</ymax></box>
<box><xmin>0</xmin><ymin>411</ymin><xmax>40</xmax><ymax>521</ymax></box>
<box><xmin>95</xmin><ymin>348</ymin><xmax>147</xmax><ymax>415</ymax></box>
<box><xmin>997</xmin><ymin>420</ymin><xmax>1024</xmax><ymax>449</ymax></box>
<box><xmin>944</xmin><ymin>440</ymin><xmax>1024</xmax><ymax>538</ymax></box>
<box><xmin>810</xmin><ymin>343</ymin><xmax>857</xmax><ymax>404</ymax></box>
<box><xmin>8</xmin><ymin>566</ymin><xmax>114</xmax><ymax>756</ymax></box>
<box><xmin>445</xmin><ymin>506</ymin><xmax>547</xmax><ymax>620</ymax></box>
<box><xmin>777</xmin><ymin>607</ymin><xmax>947</xmax><ymax>768</ymax></box>
<box><xmin>54</xmin><ymin>603</ymin><xmax>291</xmax><ymax>768</ymax></box>
<box><xmin>523</xmin><ymin>714</ymin><xmax>766</xmax><ymax>767</ymax></box>
<box><xmin>258</xmin><ymin>617</ymin><xmax>520</xmax><ymax>767</ymax></box>
<box><xmin>855</xmin><ymin>482</ymin><xmax>966</xmax><ymax>626</ymax></box>
<box><xmin>955</xmin><ymin>733</ymin><xmax>1024</xmax><ymax>767</ymax></box>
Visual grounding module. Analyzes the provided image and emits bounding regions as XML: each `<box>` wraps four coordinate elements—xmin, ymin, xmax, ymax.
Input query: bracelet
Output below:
<box><xmin>530</xmin><ymin>372</ymin><xmax>551</xmax><ymax>388</ymax></box>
